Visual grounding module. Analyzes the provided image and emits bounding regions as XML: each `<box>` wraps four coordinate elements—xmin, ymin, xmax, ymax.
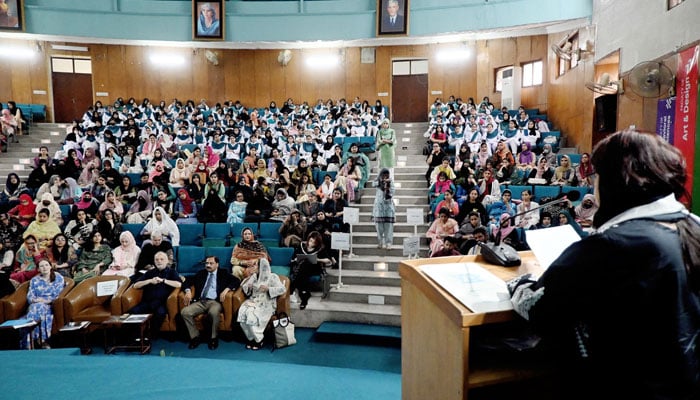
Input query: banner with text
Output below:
<box><xmin>674</xmin><ymin>45</ymin><xmax>699</xmax><ymax>206</ymax></box>
<box><xmin>657</xmin><ymin>97</ymin><xmax>676</xmax><ymax>144</ymax></box>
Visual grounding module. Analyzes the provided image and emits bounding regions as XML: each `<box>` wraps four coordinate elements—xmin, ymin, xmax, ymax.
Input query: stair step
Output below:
<box><xmin>290</xmin><ymin>297</ymin><xmax>401</xmax><ymax>328</ymax></box>
<box><xmin>326</xmin><ymin>284</ymin><xmax>401</xmax><ymax>305</ymax></box>
<box><xmin>315</xmin><ymin>321</ymin><xmax>401</xmax><ymax>339</ymax></box>
<box><xmin>326</xmin><ymin>269</ymin><xmax>401</xmax><ymax>286</ymax></box>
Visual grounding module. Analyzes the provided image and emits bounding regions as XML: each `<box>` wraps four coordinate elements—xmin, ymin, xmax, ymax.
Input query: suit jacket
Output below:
<box><xmin>381</xmin><ymin>14</ymin><xmax>405</xmax><ymax>33</ymax></box>
<box><xmin>184</xmin><ymin>268</ymin><xmax>240</xmax><ymax>302</ymax></box>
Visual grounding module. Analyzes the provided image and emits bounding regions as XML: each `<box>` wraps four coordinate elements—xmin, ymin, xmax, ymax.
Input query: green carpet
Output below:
<box><xmin>1</xmin><ymin>327</ymin><xmax>401</xmax><ymax>399</ymax></box>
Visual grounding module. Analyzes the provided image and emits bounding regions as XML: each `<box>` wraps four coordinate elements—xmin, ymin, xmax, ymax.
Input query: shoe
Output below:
<box><xmin>251</xmin><ymin>341</ymin><xmax>263</xmax><ymax>350</ymax></box>
<box><xmin>208</xmin><ymin>337</ymin><xmax>219</xmax><ymax>350</ymax></box>
<box><xmin>290</xmin><ymin>291</ymin><xmax>299</xmax><ymax>304</ymax></box>
<box><xmin>188</xmin><ymin>336</ymin><xmax>201</xmax><ymax>349</ymax></box>
<box><xmin>377</xmin><ymin>243</ymin><xmax>383</xmax><ymax>249</ymax></box>
<box><xmin>245</xmin><ymin>340</ymin><xmax>253</xmax><ymax>350</ymax></box>
<box><xmin>300</xmin><ymin>291</ymin><xmax>311</xmax><ymax>310</ymax></box>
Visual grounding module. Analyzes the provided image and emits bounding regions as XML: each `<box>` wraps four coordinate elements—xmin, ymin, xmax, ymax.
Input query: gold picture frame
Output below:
<box><xmin>0</xmin><ymin>0</ymin><xmax>25</xmax><ymax>32</ymax></box>
<box><xmin>377</xmin><ymin>0</ymin><xmax>409</xmax><ymax>36</ymax></box>
<box><xmin>193</xmin><ymin>1</ymin><xmax>225</xmax><ymax>41</ymax></box>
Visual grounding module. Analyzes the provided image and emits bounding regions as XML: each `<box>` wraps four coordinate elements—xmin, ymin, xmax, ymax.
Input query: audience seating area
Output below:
<box><xmin>0</xmin><ymin>102</ymin><xmax>47</xmax><ymax>122</ymax></box>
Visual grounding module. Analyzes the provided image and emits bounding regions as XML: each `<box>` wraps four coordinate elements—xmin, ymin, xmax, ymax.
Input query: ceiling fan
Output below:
<box><xmin>552</xmin><ymin>39</ymin><xmax>594</xmax><ymax>61</ymax></box>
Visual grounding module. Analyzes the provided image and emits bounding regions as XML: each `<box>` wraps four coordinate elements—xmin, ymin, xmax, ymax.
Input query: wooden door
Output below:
<box><xmin>392</xmin><ymin>74</ymin><xmax>428</xmax><ymax>122</ymax></box>
<box><xmin>52</xmin><ymin>73</ymin><xmax>93</xmax><ymax>123</ymax></box>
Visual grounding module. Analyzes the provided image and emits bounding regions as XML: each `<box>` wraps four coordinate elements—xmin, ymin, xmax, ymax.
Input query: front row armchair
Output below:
<box><xmin>62</xmin><ymin>276</ymin><xmax>130</xmax><ymax>323</ymax></box>
<box><xmin>0</xmin><ymin>277</ymin><xmax>76</xmax><ymax>335</ymax></box>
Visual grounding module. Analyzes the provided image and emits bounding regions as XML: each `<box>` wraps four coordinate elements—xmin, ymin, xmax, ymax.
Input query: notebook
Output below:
<box><xmin>296</xmin><ymin>253</ymin><xmax>318</xmax><ymax>264</ymax></box>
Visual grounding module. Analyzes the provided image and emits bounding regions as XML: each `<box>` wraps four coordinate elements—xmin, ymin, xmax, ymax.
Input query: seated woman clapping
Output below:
<box><xmin>237</xmin><ymin>258</ymin><xmax>286</xmax><ymax>351</ymax></box>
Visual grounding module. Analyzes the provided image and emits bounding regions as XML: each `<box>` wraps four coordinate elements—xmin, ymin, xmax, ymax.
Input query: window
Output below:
<box><xmin>51</xmin><ymin>57</ymin><xmax>92</xmax><ymax>74</ymax></box>
<box><xmin>521</xmin><ymin>60</ymin><xmax>543</xmax><ymax>87</ymax></box>
<box><xmin>494</xmin><ymin>65</ymin><xmax>513</xmax><ymax>92</ymax></box>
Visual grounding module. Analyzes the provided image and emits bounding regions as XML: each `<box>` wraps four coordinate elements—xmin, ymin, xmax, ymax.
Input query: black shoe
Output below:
<box><xmin>208</xmin><ymin>337</ymin><xmax>219</xmax><ymax>350</ymax></box>
<box><xmin>300</xmin><ymin>291</ymin><xmax>310</xmax><ymax>310</ymax></box>
<box><xmin>188</xmin><ymin>336</ymin><xmax>201</xmax><ymax>349</ymax></box>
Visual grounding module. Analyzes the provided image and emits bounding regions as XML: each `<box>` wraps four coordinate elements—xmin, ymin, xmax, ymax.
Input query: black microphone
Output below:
<box><xmin>477</xmin><ymin>190</ymin><xmax>580</xmax><ymax>267</ymax></box>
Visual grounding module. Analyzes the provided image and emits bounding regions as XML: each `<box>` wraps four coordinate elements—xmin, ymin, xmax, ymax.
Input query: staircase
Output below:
<box><xmin>292</xmin><ymin>122</ymin><xmax>431</xmax><ymax>328</ymax></box>
<box><xmin>0</xmin><ymin>123</ymin><xmax>66</xmax><ymax>188</ymax></box>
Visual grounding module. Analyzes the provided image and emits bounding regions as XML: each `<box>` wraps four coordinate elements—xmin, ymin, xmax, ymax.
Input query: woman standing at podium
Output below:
<box><xmin>509</xmin><ymin>130</ymin><xmax>700</xmax><ymax>400</ymax></box>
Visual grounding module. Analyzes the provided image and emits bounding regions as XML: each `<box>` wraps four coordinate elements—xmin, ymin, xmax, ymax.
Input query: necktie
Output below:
<box><xmin>202</xmin><ymin>272</ymin><xmax>215</xmax><ymax>300</ymax></box>
<box><xmin>391</xmin><ymin>17</ymin><xmax>395</xmax><ymax>26</ymax></box>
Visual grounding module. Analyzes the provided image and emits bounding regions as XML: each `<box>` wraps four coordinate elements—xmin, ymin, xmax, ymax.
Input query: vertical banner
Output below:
<box><xmin>656</xmin><ymin>97</ymin><xmax>675</xmax><ymax>144</ymax></box>
<box><xmin>674</xmin><ymin>45</ymin><xmax>699</xmax><ymax>208</ymax></box>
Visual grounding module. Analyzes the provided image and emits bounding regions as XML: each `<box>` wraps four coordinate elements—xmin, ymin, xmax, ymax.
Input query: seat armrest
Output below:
<box><xmin>221</xmin><ymin>289</ymin><xmax>236</xmax><ymax>329</ymax></box>
<box><xmin>165</xmin><ymin>287</ymin><xmax>181</xmax><ymax>323</ymax></box>
<box><xmin>109</xmin><ymin>277</ymin><xmax>131</xmax><ymax>315</ymax></box>
<box><xmin>120</xmin><ymin>285</ymin><xmax>143</xmax><ymax>313</ymax></box>
<box><xmin>1</xmin><ymin>282</ymin><xmax>30</xmax><ymax>321</ymax></box>
<box><xmin>52</xmin><ymin>278</ymin><xmax>75</xmax><ymax>332</ymax></box>
<box><xmin>62</xmin><ymin>284</ymin><xmax>96</xmax><ymax>322</ymax></box>
<box><xmin>276</xmin><ymin>276</ymin><xmax>291</xmax><ymax>315</ymax></box>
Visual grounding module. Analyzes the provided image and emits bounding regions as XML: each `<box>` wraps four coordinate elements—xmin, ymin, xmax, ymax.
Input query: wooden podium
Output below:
<box><xmin>399</xmin><ymin>252</ymin><xmax>547</xmax><ymax>400</ymax></box>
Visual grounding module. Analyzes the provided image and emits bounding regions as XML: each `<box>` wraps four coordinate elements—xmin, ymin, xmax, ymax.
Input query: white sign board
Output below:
<box><xmin>96</xmin><ymin>280</ymin><xmax>118</xmax><ymax>297</ymax></box>
<box><xmin>403</xmin><ymin>236</ymin><xmax>420</xmax><ymax>256</ymax></box>
<box><xmin>331</xmin><ymin>232</ymin><xmax>351</xmax><ymax>251</ymax></box>
<box><xmin>406</xmin><ymin>208</ymin><xmax>424</xmax><ymax>225</ymax></box>
<box><xmin>343</xmin><ymin>207</ymin><xmax>359</xmax><ymax>225</ymax></box>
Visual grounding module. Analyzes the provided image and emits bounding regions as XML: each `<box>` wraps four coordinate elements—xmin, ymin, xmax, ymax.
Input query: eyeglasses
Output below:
<box><xmin>272</xmin><ymin>317</ymin><xmax>290</xmax><ymax>328</ymax></box>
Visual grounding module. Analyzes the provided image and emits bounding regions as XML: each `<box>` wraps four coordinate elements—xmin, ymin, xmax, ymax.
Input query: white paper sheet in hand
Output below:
<box><xmin>421</xmin><ymin>262</ymin><xmax>513</xmax><ymax>313</ymax></box>
<box><xmin>525</xmin><ymin>225</ymin><xmax>581</xmax><ymax>271</ymax></box>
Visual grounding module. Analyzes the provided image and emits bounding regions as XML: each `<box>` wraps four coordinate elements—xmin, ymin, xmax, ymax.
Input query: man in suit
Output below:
<box><xmin>181</xmin><ymin>256</ymin><xmax>240</xmax><ymax>350</ymax></box>
<box><xmin>380</xmin><ymin>0</ymin><xmax>405</xmax><ymax>33</ymax></box>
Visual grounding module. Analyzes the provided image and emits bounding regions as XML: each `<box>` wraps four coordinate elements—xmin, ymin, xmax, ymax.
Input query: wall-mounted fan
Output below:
<box><xmin>552</xmin><ymin>39</ymin><xmax>594</xmax><ymax>61</ymax></box>
<box><xmin>205</xmin><ymin>50</ymin><xmax>219</xmax><ymax>66</ymax></box>
<box><xmin>278</xmin><ymin>49</ymin><xmax>292</xmax><ymax>66</ymax></box>
<box><xmin>627</xmin><ymin>61</ymin><xmax>675</xmax><ymax>98</ymax></box>
<box><xmin>585</xmin><ymin>73</ymin><xmax>623</xmax><ymax>95</ymax></box>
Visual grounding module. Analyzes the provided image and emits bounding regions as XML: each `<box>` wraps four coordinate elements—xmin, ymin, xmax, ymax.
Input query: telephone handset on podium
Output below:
<box><xmin>477</xmin><ymin>191</ymin><xmax>580</xmax><ymax>267</ymax></box>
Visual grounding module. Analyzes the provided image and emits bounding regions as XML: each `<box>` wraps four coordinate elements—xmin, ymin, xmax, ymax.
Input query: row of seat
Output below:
<box><xmin>0</xmin><ymin>102</ymin><xmax>46</xmax><ymax>122</ymax></box>
<box><xmin>119</xmin><ymin>221</ymin><xmax>285</xmax><ymax>248</ymax></box>
<box><xmin>174</xmin><ymin>245</ymin><xmax>295</xmax><ymax>278</ymax></box>
<box><xmin>499</xmin><ymin>184</ymin><xmax>592</xmax><ymax>204</ymax></box>
<box><xmin>0</xmin><ymin>274</ymin><xmax>291</xmax><ymax>338</ymax></box>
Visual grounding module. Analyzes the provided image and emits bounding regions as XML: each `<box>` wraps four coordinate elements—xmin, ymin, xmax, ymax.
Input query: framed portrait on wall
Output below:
<box><xmin>377</xmin><ymin>0</ymin><xmax>409</xmax><ymax>36</ymax></box>
<box><xmin>0</xmin><ymin>0</ymin><xmax>25</xmax><ymax>32</ymax></box>
<box><xmin>193</xmin><ymin>1</ymin><xmax>225</xmax><ymax>40</ymax></box>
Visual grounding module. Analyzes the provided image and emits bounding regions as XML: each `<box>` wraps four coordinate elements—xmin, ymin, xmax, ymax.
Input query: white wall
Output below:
<box><xmin>594</xmin><ymin>0</ymin><xmax>700</xmax><ymax>72</ymax></box>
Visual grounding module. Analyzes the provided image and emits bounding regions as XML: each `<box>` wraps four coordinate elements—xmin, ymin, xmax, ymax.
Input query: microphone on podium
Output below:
<box><xmin>477</xmin><ymin>190</ymin><xmax>580</xmax><ymax>267</ymax></box>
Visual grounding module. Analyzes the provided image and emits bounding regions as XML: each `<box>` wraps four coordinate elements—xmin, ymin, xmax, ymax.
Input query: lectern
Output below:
<box><xmin>399</xmin><ymin>252</ymin><xmax>548</xmax><ymax>400</ymax></box>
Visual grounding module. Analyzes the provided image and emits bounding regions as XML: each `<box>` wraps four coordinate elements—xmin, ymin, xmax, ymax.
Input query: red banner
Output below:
<box><xmin>674</xmin><ymin>45</ymin><xmax>699</xmax><ymax>205</ymax></box>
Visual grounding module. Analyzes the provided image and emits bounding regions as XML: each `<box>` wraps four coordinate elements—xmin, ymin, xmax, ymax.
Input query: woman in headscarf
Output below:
<box><xmin>63</xmin><ymin>148</ymin><xmax>82</xmax><ymax>180</ymax></box>
<box><xmin>289</xmin><ymin>231</ymin><xmax>333</xmax><ymax>310</ymax></box>
<box><xmin>35</xmin><ymin>192</ymin><xmax>63</xmax><ymax>227</ymax></box>
<box><xmin>73</xmin><ymin>230</ymin><xmax>113</xmax><ymax>283</ymax></box>
<box><xmin>552</xmin><ymin>154</ymin><xmax>576</xmax><ymax>186</ymax></box>
<box><xmin>528</xmin><ymin>156</ymin><xmax>555</xmax><ymax>185</ymax></box>
<box><xmin>539</xmin><ymin>143</ymin><xmax>557</xmax><ymax>168</ymax></box>
<box><xmin>78</xmin><ymin>146</ymin><xmax>101</xmax><ymax>187</ymax></box>
<box><xmin>490</xmin><ymin>212</ymin><xmax>522</xmax><ymax>249</ymax></box>
<box><xmin>237</xmin><ymin>258</ymin><xmax>286</xmax><ymax>350</ymax></box>
<box><xmin>226</xmin><ymin>190</ymin><xmax>247</xmax><ymax>224</ymax></box>
<box><xmin>72</xmin><ymin>191</ymin><xmax>100</xmax><ymax>220</ymax></box>
<box><xmin>174</xmin><ymin>188</ymin><xmax>199</xmax><ymax>224</ymax></box>
<box><xmin>64</xmin><ymin>208</ymin><xmax>95</xmax><ymax>249</ymax></box>
<box><xmin>148</xmin><ymin>160</ymin><xmax>167</xmax><ymax>183</ymax></box>
<box><xmin>372</xmin><ymin>168</ymin><xmax>396</xmax><ymax>249</ymax></box>
<box><xmin>557</xmin><ymin>209</ymin><xmax>586</xmax><ymax>238</ymax></box>
<box><xmin>141</xmin><ymin>206</ymin><xmax>180</xmax><ymax>246</ymax></box>
<box><xmin>8</xmin><ymin>193</ymin><xmax>36</xmax><ymax>228</ymax></box>
<box><xmin>0</xmin><ymin>173</ymin><xmax>25</xmax><ymax>212</ymax></box>
<box><xmin>23</xmin><ymin>208</ymin><xmax>61</xmax><ymax>252</ymax></box>
<box><xmin>103</xmin><ymin>231</ymin><xmax>140</xmax><ymax>278</ymax></box>
<box><xmin>35</xmin><ymin>174</ymin><xmax>61</xmax><ymax>205</ymax></box>
<box><xmin>125</xmin><ymin>190</ymin><xmax>154</xmax><ymax>224</ymax></box>
<box><xmin>376</xmin><ymin>119</ymin><xmax>397</xmax><ymax>179</ymax></box>
<box><xmin>198</xmin><ymin>172</ymin><xmax>227</xmax><ymax>223</ymax></box>
<box><xmin>575</xmin><ymin>152</ymin><xmax>595</xmax><ymax>187</ymax></box>
<box><xmin>96</xmin><ymin>209</ymin><xmax>122</xmax><ymax>247</ymax></box>
<box><xmin>230</xmin><ymin>227</ymin><xmax>271</xmax><ymax>281</ymax></box>
<box><xmin>98</xmin><ymin>189</ymin><xmax>124</xmax><ymax>221</ymax></box>
<box><xmin>169</xmin><ymin>158</ymin><xmax>192</xmax><ymax>188</ymax></box>
<box><xmin>426</xmin><ymin>207</ymin><xmax>459</xmax><ymax>256</ymax></box>
<box><xmin>204</xmin><ymin>145</ymin><xmax>220</xmax><ymax>175</ymax></box>
<box><xmin>269</xmin><ymin>188</ymin><xmax>296</xmax><ymax>222</ymax></box>
<box><xmin>197</xmin><ymin>2</ymin><xmax>221</xmax><ymax>36</ymax></box>
<box><xmin>574</xmin><ymin>193</ymin><xmax>598</xmax><ymax>228</ymax></box>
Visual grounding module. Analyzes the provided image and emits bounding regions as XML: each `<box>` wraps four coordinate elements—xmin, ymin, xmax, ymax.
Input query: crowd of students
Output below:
<box><xmin>422</xmin><ymin>96</ymin><xmax>597</xmax><ymax>257</ymax></box>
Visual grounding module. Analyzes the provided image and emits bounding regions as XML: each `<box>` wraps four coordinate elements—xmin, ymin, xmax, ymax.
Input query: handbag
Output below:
<box><xmin>272</xmin><ymin>312</ymin><xmax>296</xmax><ymax>350</ymax></box>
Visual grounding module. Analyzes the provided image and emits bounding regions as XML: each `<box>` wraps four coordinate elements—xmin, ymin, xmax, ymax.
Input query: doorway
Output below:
<box><xmin>51</xmin><ymin>57</ymin><xmax>93</xmax><ymax>123</ymax></box>
<box><xmin>391</xmin><ymin>59</ymin><xmax>428</xmax><ymax>122</ymax></box>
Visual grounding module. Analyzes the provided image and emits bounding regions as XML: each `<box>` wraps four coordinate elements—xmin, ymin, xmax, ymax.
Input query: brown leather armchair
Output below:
<box><xmin>175</xmin><ymin>276</ymin><xmax>290</xmax><ymax>333</ymax></box>
<box><xmin>62</xmin><ymin>276</ymin><xmax>130</xmax><ymax>323</ymax></box>
<box><xmin>0</xmin><ymin>278</ymin><xmax>76</xmax><ymax>335</ymax></box>
<box><xmin>120</xmin><ymin>285</ymin><xmax>181</xmax><ymax>332</ymax></box>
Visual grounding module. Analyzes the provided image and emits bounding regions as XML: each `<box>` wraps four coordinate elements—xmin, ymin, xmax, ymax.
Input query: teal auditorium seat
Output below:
<box><xmin>205</xmin><ymin>247</ymin><xmax>234</xmax><ymax>272</ymax></box>
<box><xmin>540</xmin><ymin>130</ymin><xmax>561</xmax><ymax>153</ymax></box>
<box><xmin>202</xmin><ymin>223</ymin><xmax>232</xmax><ymax>247</ymax></box>
<box><xmin>178</xmin><ymin>223</ymin><xmax>204</xmax><ymax>246</ymax></box>
<box><xmin>532</xmin><ymin>185</ymin><xmax>561</xmax><ymax>203</ymax></box>
<box><xmin>358</xmin><ymin>136</ymin><xmax>376</xmax><ymax>153</ymax></box>
<box><xmin>175</xmin><ymin>246</ymin><xmax>205</xmax><ymax>277</ymax></box>
<box><xmin>268</xmin><ymin>246</ymin><xmax>295</xmax><ymax>277</ymax></box>
<box><xmin>258</xmin><ymin>222</ymin><xmax>283</xmax><ymax>248</ymax></box>
<box><xmin>230</xmin><ymin>222</ymin><xmax>259</xmax><ymax>245</ymax></box>
<box><xmin>122</xmin><ymin>223</ymin><xmax>145</xmax><ymax>245</ymax></box>
<box><xmin>505</xmin><ymin>185</ymin><xmax>533</xmax><ymax>200</ymax></box>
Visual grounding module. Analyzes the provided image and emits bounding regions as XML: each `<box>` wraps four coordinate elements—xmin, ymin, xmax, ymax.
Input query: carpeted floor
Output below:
<box><xmin>2</xmin><ymin>327</ymin><xmax>402</xmax><ymax>400</ymax></box>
